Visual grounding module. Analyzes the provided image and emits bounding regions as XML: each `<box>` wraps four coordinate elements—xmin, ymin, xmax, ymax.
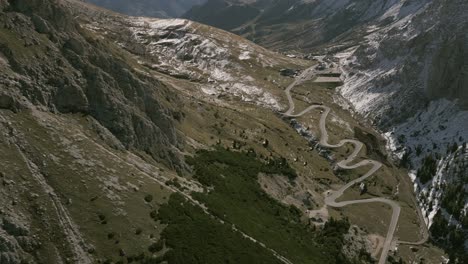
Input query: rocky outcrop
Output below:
<box><xmin>0</xmin><ymin>0</ymin><xmax>185</xmax><ymax>170</ymax></box>
<box><xmin>427</xmin><ymin>33</ymin><xmax>468</xmax><ymax>104</ymax></box>
<box><xmin>0</xmin><ymin>215</ymin><xmax>37</xmax><ymax>264</ymax></box>
<box><xmin>341</xmin><ymin>0</ymin><xmax>467</xmax><ymax>127</ymax></box>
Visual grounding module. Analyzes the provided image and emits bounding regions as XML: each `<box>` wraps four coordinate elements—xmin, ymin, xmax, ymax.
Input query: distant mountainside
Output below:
<box><xmin>183</xmin><ymin>0</ymin><xmax>264</xmax><ymax>30</ymax></box>
<box><xmin>184</xmin><ymin>0</ymin><xmax>414</xmax><ymax>52</ymax></box>
<box><xmin>85</xmin><ymin>0</ymin><xmax>206</xmax><ymax>18</ymax></box>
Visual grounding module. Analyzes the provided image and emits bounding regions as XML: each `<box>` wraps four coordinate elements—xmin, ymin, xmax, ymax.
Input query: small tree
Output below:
<box><xmin>451</xmin><ymin>142</ymin><xmax>458</xmax><ymax>153</ymax></box>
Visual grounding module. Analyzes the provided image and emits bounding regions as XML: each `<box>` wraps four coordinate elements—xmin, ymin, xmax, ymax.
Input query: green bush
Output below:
<box><xmin>144</xmin><ymin>194</ymin><xmax>154</xmax><ymax>203</ymax></box>
<box><xmin>148</xmin><ymin>240</ymin><xmax>164</xmax><ymax>253</ymax></box>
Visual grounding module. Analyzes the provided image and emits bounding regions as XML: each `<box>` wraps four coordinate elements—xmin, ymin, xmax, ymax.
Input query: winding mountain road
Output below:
<box><xmin>283</xmin><ymin>67</ymin><xmax>401</xmax><ymax>264</ymax></box>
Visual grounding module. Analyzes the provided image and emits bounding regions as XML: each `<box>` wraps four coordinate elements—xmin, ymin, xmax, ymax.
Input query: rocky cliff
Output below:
<box><xmin>1</xmin><ymin>0</ymin><xmax>185</xmax><ymax>170</ymax></box>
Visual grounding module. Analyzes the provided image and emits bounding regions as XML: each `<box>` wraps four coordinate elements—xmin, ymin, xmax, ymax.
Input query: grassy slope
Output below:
<box><xmin>0</xmin><ymin>109</ymin><xmax>176</xmax><ymax>262</ymax></box>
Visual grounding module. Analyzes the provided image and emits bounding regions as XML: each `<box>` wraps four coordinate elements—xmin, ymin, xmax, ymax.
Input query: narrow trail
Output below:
<box><xmin>283</xmin><ymin>67</ymin><xmax>401</xmax><ymax>264</ymax></box>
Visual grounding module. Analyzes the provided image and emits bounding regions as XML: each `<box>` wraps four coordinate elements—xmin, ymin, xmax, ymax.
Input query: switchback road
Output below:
<box><xmin>283</xmin><ymin>67</ymin><xmax>401</xmax><ymax>264</ymax></box>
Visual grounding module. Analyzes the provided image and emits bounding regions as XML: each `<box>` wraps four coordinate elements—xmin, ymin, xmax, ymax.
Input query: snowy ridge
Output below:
<box><xmin>121</xmin><ymin>17</ymin><xmax>290</xmax><ymax>110</ymax></box>
<box><xmin>339</xmin><ymin>1</ymin><xmax>430</xmax><ymax>124</ymax></box>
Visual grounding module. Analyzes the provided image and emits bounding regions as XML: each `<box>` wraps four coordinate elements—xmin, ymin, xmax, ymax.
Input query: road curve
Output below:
<box><xmin>283</xmin><ymin>67</ymin><xmax>401</xmax><ymax>264</ymax></box>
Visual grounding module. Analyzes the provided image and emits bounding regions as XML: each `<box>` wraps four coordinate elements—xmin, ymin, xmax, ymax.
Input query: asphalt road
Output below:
<box><xmin>283</xmin><ymin>66</ymin><xmax>401</xmax><ymax>264</ymax></box>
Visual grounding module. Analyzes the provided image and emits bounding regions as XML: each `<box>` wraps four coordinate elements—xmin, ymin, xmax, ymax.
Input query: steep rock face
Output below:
<box><xmin>0</xmin><ymin>0</ymin><xmax>184</xmax><ymax>170</ymax></box>
<box><xmin>85</xmin><ymin>0</ymin><xmax>207</xmax><ymax>18</ymax></box>
<box><xmin>339</xmin><ymin>0</ymin><xmax>468</xmax><ymax>158</ymax></box>
<box><xmin>341</xmin><ymin>0</ymin><xmax>466</xmax><ymax>126</ymax></box>
<box><xmin>427</xmin><ymin>30</ymin><xmax>468</xmax><ymax>103</ymax></box>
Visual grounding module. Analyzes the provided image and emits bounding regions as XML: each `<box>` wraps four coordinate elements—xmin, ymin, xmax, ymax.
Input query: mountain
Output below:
<box><xmin>0</xmin><ymin>0</ymin><xmax>461</xmax><ymax>263</ymax></box>
<box><xmin>183</xmin><ymin>0</ymin><xmax>407</xmax><ymax>52</ymax></box>
<box><xmin>85</xmin><ymin>0</ymin><xmax>207</xmax><ymax>18</ymax></box>
<box><xmin>1</xmin><ymin>0</ymin><xmax>389</xmax><ymax>263</ymax></box>
<box><xmin>183</xmin><ymin>0</ymin><xmax>265</xmax><ymax>30</ymax></box>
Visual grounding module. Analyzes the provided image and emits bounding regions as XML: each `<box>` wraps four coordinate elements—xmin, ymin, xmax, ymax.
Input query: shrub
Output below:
<box><xmin>144</xmin><ymin>194</ymin><xmax>154</xmax><ymax>203</ymax></box>
<box><xmin>148</xmin><ymin>240</ymin><xmax>164</xmax><ymax>253</ymax></box>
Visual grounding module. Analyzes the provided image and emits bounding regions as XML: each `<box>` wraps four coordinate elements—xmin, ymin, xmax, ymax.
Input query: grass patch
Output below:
<box><xmin>0</xmin><ymin>28</ymin><xmax>47</xmax><ymax>59</ymax></box>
